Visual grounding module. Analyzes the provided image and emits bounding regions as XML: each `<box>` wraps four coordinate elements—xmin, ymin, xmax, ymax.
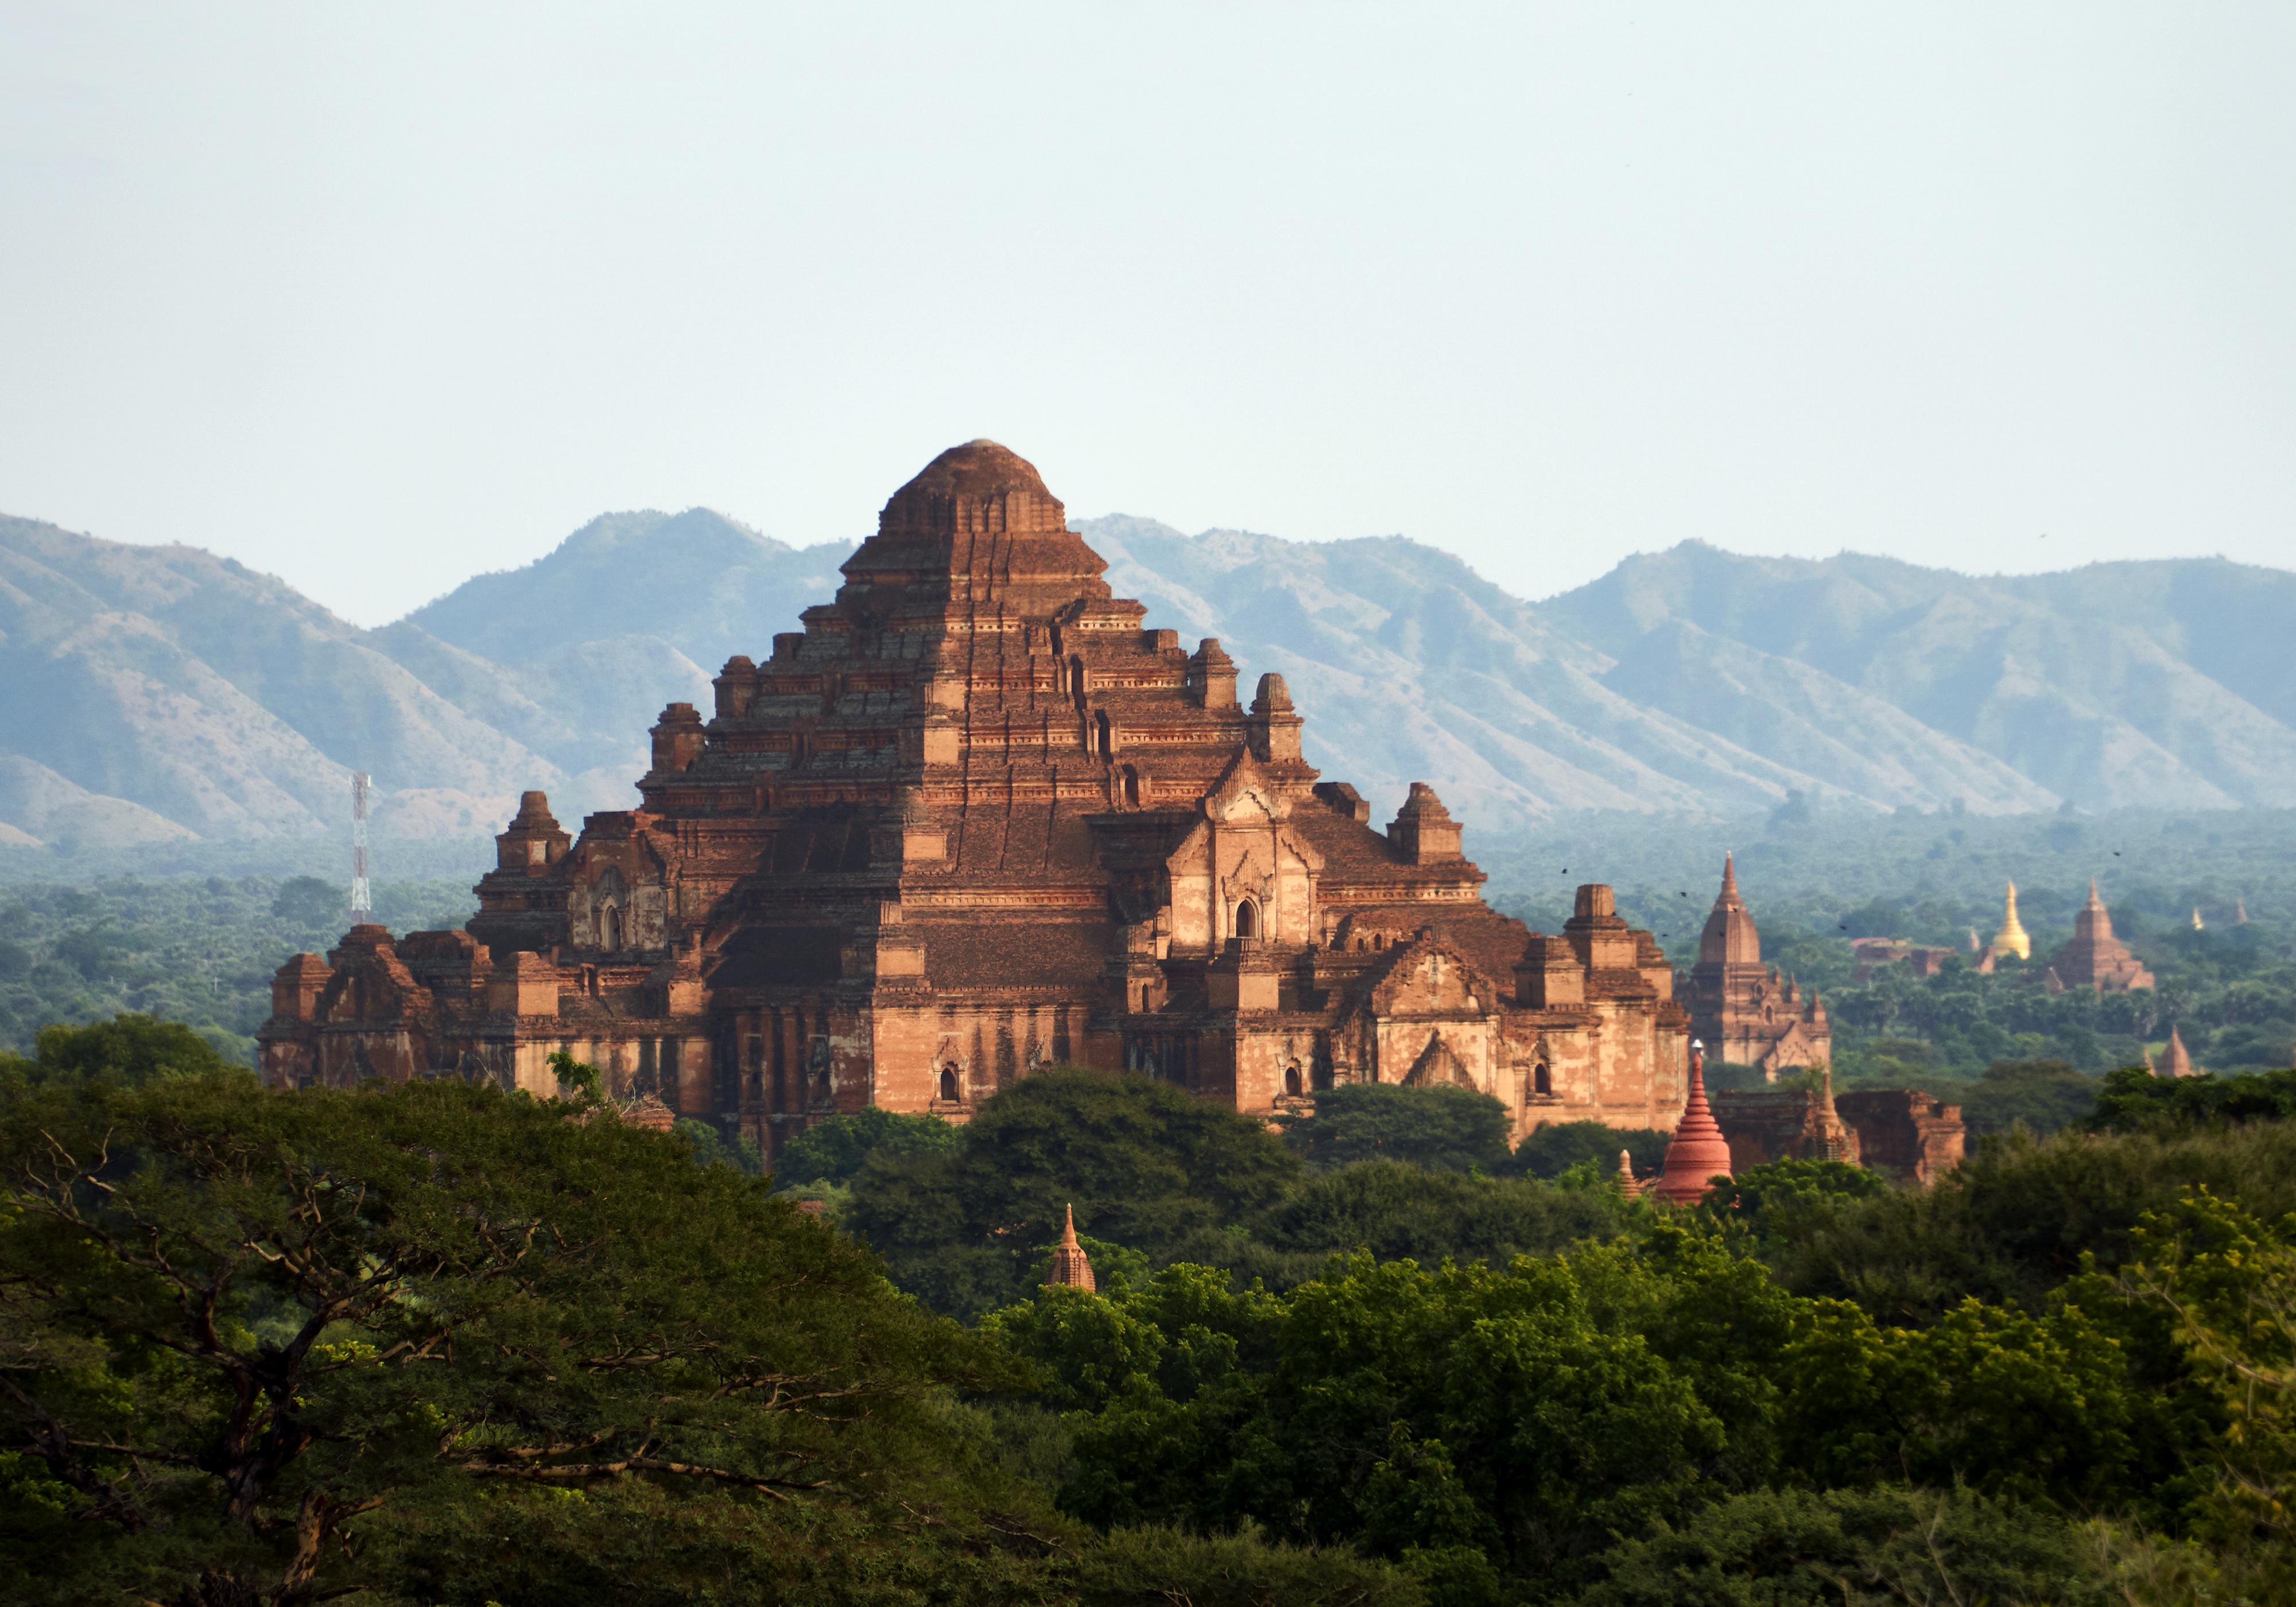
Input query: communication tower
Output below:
<box><xmin>350</xmin><ymin>771</ymin><xmax>372</xmax><ymax>918</ymax></box>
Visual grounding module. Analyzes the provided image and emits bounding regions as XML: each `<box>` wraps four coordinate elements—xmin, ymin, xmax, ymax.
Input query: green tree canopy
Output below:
<box><xmin>2091</xmin><ymin>1063</ymin><xmax>2296</xmax><ymax>1132</ymax></box>
<box><xmin>775</xmin><ymin>1105</ymin><xmax>959</xmax><ymax>1186</ymax></box>
<box><xmin>0</xmin><ymin>1013</ymin><xmax>241</xmax><ymax>1088</ymax></box>
<box><xmin>268</xmin><ymin>875</ymin><xmax>343</xmax><ymax>929</ymax></box>
<box><xmin>1510</xmin><ymin>1119</ymin><xmax>1670</xmax><ymax>1181</ymax></box>
<box><xmin>1960</xmin><ymin>1057</ymin><xmax>2101</xmax><ymax>1136</ymax></box>
<box><xmin>1273</xmin><ymin>1082</ymin><xmax>1512</xmax><ymax>1173</ymax></box>
<box><xmin>844</xmin><ymin>1068</ymin><xmax>1302</xmax><ymax>1319</ymax></box>
<box><xmin>0</xmin><ymin>1071</ymin><xmax>1022</xmax><ymax>1606</ymax></box>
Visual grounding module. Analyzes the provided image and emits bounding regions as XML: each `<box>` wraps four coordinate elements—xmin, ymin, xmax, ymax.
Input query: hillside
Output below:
<box><xmin>5</xmin><ymin>505</ymin><xmax>2294</xmax><ymax>848</ymax></box>
<box><xmin>1538</xmin><ymin>544</ymin><xmax>2296</xmax><ymax>810</ymax></box>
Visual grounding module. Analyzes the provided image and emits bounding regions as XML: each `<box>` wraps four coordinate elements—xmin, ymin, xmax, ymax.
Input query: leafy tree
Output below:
<box><xmin>1709</xmin><ymin>1158</ymin><xmax>1888</xmax><ymax>1244</ymax></box>
<box><xmin>0</xmin><ymin>1071</ymin><xmax>1020</xmax><ymax>1606</ymax></box>
<box><xmin>2120</xmin><ymin>1188</ymin><xmax>2296</xmax><ymax>1593</ymax></box>
<box><xmin>846</xmin><ymin>1068</ymin><xmax>1302</xmax><ymax>1319</ymax></box>
<box><xmin>1510</xmin><ymin>1119</ymin><xmax>1669</xmax><ymax>1181</ymax></box>
<box><xmin>993</xmin><ymin>1247</ymin><xmax>1754</xmax><ymax>1598</ymax></box>
<box><xmin>777</xmin><ymin>1105</ymin><xmax>959</xmax><ymax>1186</ymax></box>
<box><xmin>2091</xmin><ymin>1063</ymin><xmax>2296</xmax><ymax>1132</ymax></box>
<box><xmin>1273</xmin><ymin>1082</ymin><xmax>1512</xmax><ymax>1173</ymax></box>
<box><xmin>1959</xmin><ymin>1057</ymin><xmax>2101</xmax><ymax>1136</ymax></box>
<box><xmin>547</xmin><ymin>1044</ymin><xmax>602</xmax><ymax>1101</ymax></box>
<box><xmin>1577</xmin><ymin>1485</ymin><xmax>2114</xmax><ymax>1606</ymax></box>
<box><xmin>672</xmin><ymin>1114</ymin><xmax>766</xmax><ymax>1175</ymax></box>
<box><xmin>1767</xmin><ymin>1121</ymin><xmax>2296</xmax><ymax>1325</ymax></box>
<box><xmin>1237</xmin><ymin>1160</ymin><xmax>1638</xmax><ymax>1279</ymax></box>
<box><xmin>0</xmin><ymin>1013</ymin><xmax>241</xmax><ymax>1088</ymax></box>
<box><xmin>1775</xmin><ymin>1295</ymin><xmax>2171</xmax><ymax>1512</ymax></box>
<box><xmin>268</xmin><ymin>875</ymin><xmax>342</xmax><ymax>929</ymax></box>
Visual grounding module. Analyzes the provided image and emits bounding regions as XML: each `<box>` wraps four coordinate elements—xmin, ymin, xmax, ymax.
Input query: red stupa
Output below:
<box><xmin>1652</xmin><ymin>1041</ymin><xmax>1733</xmax><ymax>1205</ymax></box>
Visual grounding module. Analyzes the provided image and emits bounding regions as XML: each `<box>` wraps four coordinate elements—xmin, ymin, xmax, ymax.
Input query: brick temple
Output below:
<box><xmin>1680</xmin><ymin>854</ymin><xmax>1831</xmax><ymax>1077</ymax></box>
<box><xmin>260</xmin><ymin>441</ymin><xmax>1694</xmax><ymax>1155</ymax></box>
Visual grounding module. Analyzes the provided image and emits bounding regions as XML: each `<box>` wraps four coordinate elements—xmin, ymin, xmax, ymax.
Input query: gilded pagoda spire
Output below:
<box><xmin>1989</xmin><ymin>880</ymin><xmax>2031</xmax><ymax>961</ymax></box>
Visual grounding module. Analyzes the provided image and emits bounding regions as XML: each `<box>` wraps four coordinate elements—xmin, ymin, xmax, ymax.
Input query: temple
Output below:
<box><xmin>1679</xmin><ymin>855</ymin><xmax>1829</xmax><ymax>1078</ymax></box>
<box><xmin>2043</xmin><ymin>880</ymin><xmax>2153</xmax><ymax>993</ymax></box>
<box><xmin>260</xmin><ymin>441</ymin><xmax>1693</xmax><ymax>1155</ymax></box>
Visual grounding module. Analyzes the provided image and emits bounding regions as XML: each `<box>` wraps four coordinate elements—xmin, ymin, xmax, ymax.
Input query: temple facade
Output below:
<box><xmin>260</xmin><ymin>441</ymin><xmax>1692</xmax><ymax>1154</ymax></box>
<box><xmin>1678</xmin><ymin>855</ymin><xmax>1830</xmax><ymax>1078</ymax></box>
<box><xmin>2044</xmin><ymin>880</ymin><xmax>2154</xmax><ymax>993</ymax></box>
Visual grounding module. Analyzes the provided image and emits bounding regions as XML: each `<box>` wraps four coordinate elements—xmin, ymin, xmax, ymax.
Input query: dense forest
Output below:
<box><xmin>10</xmin><ymin>1025</ymin><xmax>2296</xmax><ymax>1605</ymax></box>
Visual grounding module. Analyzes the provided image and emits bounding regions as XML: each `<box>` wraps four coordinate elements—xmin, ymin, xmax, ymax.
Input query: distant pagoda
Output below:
<box><xmin>1044</xmin><ymin>1204</ymin><xmax>1097</xmax><ymax>1291</ymax></box>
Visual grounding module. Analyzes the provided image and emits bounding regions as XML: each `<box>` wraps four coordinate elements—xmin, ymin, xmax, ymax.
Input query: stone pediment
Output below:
<box><xmin>1402</xmin><ymin>1030</ymin><xmax>1475</xmax><ymax>1089</ymax></box>
<box><xmin>1200</xmin><ymin>749</ymin><xmax>1292</xmax><ymax>826</ymax></box>
<box><xmin>1368</xmin><ymin>930</ymin><xmax>1499</xmax><ymax>1019</ymax></box>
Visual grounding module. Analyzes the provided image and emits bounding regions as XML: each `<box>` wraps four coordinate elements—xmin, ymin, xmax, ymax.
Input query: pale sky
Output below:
<box><xmin>3</xmin><ymin>3</ymin><xmax>2291</xmax><ymax>627</ymax></box>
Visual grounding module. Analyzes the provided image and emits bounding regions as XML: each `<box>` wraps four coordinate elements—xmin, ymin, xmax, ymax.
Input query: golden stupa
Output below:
<box><xmin>1989</xmin><ymin>880</ymin><xmax>2031</xmax><ymax>960</ymax></box>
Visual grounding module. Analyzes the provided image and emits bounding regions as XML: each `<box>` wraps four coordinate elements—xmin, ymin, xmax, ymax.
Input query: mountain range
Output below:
<box><xmin>5</xmin><ymin>503</ymin><xmax>2293</xmax><ymax>850</ymax></box>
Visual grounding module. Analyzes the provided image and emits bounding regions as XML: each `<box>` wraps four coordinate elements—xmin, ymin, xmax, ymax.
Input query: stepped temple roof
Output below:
<box><xmin>262</xmin><ymin>439</ymin><xmax>1696</xmax><ymax>1163</ymax></box>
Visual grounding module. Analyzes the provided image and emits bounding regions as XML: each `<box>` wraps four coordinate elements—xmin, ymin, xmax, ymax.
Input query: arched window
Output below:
<box><xmin>1139</xmin><ymin>983</ymin><xmax>1153</xmax><ymax>1012</ymax></box>
<box><xmin>1534</xmin><ymin>1062</ymin><xmax>1552</xmax><ymax>1096</ymax></box>
<box><xmin>1284</xmin><ymin>1064</ymin><xmax>1304</xmax><ymax>1097</ymax></box>
<box><xmin>599</xmin><ymin>905</ymin><xmax>622</xmax><ymax>953</ymax></box>
<box><xmin>1068</xmin><ymin>657</ymin><xmax>1087</xmax><ymax>708</ymax></box>
<box><xmin>1122</xmin><ymin>765</ymin><xmax>1142</xmax><ymax>806</ymax></box>
<box><xmin>938</xmin><ymin>1064</ymin><xmax>959</xmax><ymax>1103</ymax></box>
<box><xmin>1095</xmin><ymin>710</ymin><xmax>1112</xmax><ymax>757</ymax></box>
<box><xmin>1234</xmin><ymin>899</ymin><xmax>1259</xmax><ymax>940</ymax></box>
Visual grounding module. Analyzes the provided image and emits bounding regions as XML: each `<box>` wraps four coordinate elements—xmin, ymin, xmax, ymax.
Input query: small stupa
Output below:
<box><xmin>2161</xmin><ymin>1025</ymin><xmax>2201</xmax><ymax>1080</ymax></box>
<box><xmin>1615</xmin><ymin>1149</ymin><xmax>1643</xmax><ymax>1198</ymax></box>
<box><xmin>1044</xmin><ymin>1204</ymin><xmax>1097</xmax><ymax>1292</ymax></box>
<box><xmin>2191</xmin><ymin>906</ymin><xmax>2206</xmax><ymax>932</ymax></box>
<box><xmin>1989</xmin><ymin>881</ymin><xmax>2031</xmax><ymax>961</ymax></box>
<box><xmin>1653</xmin><ymin>1042</ymin><xmax>1734</xmax><ymax>1206</ymax></box>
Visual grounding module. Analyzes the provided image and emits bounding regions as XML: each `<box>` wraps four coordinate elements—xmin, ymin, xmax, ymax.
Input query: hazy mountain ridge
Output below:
<box><xmin>3</xmin><ymin>508</ymin><xmax>2291</xmax><ymax>848</ymax></box>
<box><xmin>1538</xmin><ymin>542</ymin><xmax>2296</xmax><ymax>810</ymax></box>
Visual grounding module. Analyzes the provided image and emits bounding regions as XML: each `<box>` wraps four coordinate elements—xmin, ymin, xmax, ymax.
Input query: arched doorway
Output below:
<box><xmin>599</xmin><ymin>905</ymin><xmax>622</xmax><ymax>953</ymax></box>
<box><xmin>1283</xmin><ymin>1063</ymin><xmax>1304</xmax><ymax>1097</ymax></box>
<box><xmin>1234</xmin><ymin>899</ymin><xmax>1259</xmax><ymax>940</ymax></box>
<box><xmin>938</xmin><ymin>1064</ymin><xmax>959</xmax><ymax>1103</ymax></box>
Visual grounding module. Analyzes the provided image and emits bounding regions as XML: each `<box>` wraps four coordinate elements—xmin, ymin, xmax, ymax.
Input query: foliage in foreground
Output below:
<box><xmin>0</xmin><ymin>1072</ymin><xmax>976</xmax><ymax>1605</ymax></box>
<box><xmin>985</xmin><ymin>1216</ymin><xmax>2208</xmax><ymax>1602</ymax></box>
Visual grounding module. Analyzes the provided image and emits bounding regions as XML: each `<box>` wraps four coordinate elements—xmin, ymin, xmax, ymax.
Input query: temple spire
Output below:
<box><xmin>1989</xmin><ymin>880</ymin><xmax>2031</xmax><ymax>961</ymax></box>
<box><xmin>1044</xmin><ymin>1203</ymin><xmax>1097</xmax><ymax>1291</ymax></box>
<box><xmin>2162</xmin><ymin>1026</ymin><xmax>2199</xmax><ymax>1080</ymax></box>
<box><xmin>1654</xmin><ymin>1042</ymin><xmax>1734</xmax><ymax>1205</ymax></box>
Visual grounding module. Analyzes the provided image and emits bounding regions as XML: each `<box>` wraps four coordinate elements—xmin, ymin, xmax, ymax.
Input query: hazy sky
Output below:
<box><xmin>4</xmin><ymin>4</ymin><xmax>2291</xmax><ymax>626</ymax></box>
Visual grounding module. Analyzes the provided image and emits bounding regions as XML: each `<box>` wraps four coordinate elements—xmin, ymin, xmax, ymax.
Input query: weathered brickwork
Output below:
<box><xmin>261</xmin><ymin>442</ymin><xmax>1692</xmax><ymax>1154</ymax></box>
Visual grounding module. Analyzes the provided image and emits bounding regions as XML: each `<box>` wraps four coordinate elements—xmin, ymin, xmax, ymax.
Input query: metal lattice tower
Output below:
<box><xmin>350</xmin><ymin>771</ymin><xmax>371</xmax><ymax>918</ymax></box>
